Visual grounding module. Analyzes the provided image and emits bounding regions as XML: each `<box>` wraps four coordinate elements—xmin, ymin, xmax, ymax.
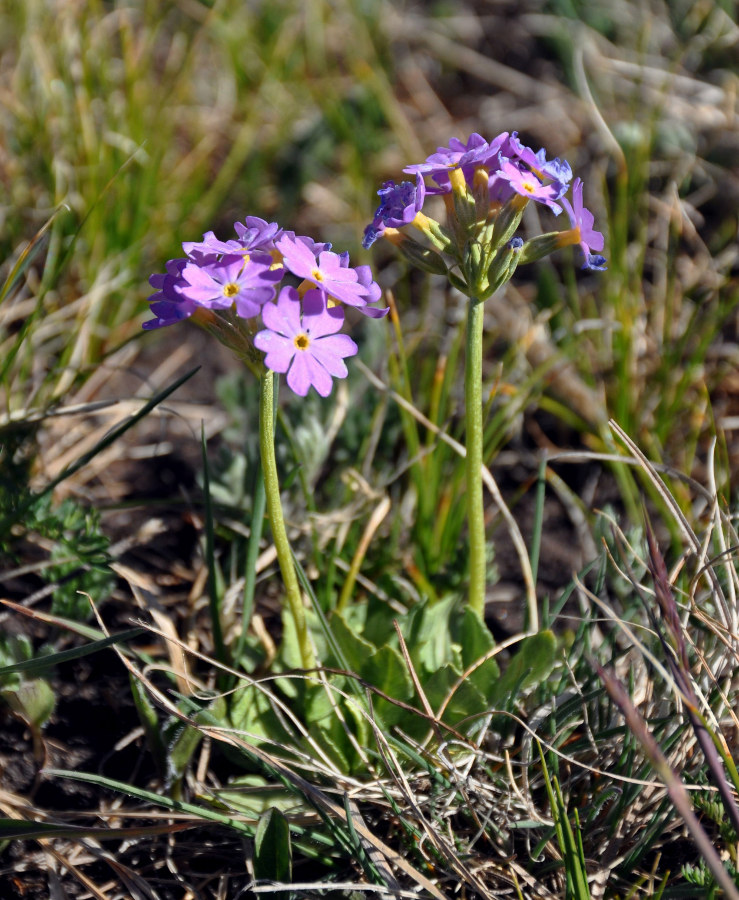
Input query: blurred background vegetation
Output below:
<box><xmin>2</xmin><ymin>0</ymin><xmax>737</xmax><ymax>459</ymax></box>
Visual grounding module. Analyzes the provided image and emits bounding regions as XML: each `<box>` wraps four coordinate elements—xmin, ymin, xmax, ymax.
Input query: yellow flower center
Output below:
<box><xmin>223</xmin><ymin>282</ymin><xmax>239</xmax><ymax>298</ymax></box>
<box><xmin>311</xmin><ymin>268</ymin><xmax>324</xmax><ymax>283</ymax></box>
<box><xmin>293</xmin><ymin>333</ymin><xmax>310</xmax><ymax>351</ymax></box>
<box><xmin>521</xmin><ymin>179</ymin><xmax>537</xmax><ymax>194</ymax></box>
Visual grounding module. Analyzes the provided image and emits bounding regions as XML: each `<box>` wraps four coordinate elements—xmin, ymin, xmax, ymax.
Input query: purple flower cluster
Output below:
<box><xmin>363</xmin><ymin>132</ymin><xmax>606</xmax><ymax>271</ymax></box>
<box><xmin>145</xmin><ymin>217</ymin><xmax>388</xmax><ymax>397</ymax></box>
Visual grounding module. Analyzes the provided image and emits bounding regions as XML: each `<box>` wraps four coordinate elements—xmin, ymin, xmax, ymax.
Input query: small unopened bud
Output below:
<box><xmin>491</xmin><ymin>193</ymin><xmax>527</xmax><ymax>248</ymax></box>
<box><xmin>410</xmin><ymin>212</ymin><xmax>454</xmax><ymax>253</ymax></box>
<box><xmin>517</xmin><ymin>230</ymin><xmax>563</xmax><ymax>265</ymax></box>
<box><xmin>486</xmin><ymin>237</ymin><xmax>524</xmax><ymax>296</ymax></box>
<box><xmin>448</xmin><ymin>168</ymin><xmax>477</xmax><ymax>232</ymax></box>
<box><xmin>392</xmin><ymin>233</ymin><xmax>450</xmax><ymax>276</ymax></box>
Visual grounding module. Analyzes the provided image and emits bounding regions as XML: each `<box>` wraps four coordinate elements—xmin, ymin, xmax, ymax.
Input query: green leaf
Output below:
<box><xmin>229</xmin><ymin>682</ymin><xmax>292</xmax><ymax>747</ymax></box>
<box><xmin>253</xmin><ymin>807</ymin><xmax>292</xmax><ymax>897</ymax></box>
<box><xmin>458</xmin><ymin>607</ymin><xmax>500</xmax><ymax>697</ymax></box>
<box><xmin>0</xmin><ymin>627</ymin><xmax>144</xmax><ymax>678</ymax></box>
<box><xmin>422</xmin><ymin>663</ymin><xmax>487</xmax><ymax>732</ymax></box>
<box><xmin>326</xmin><ymin>612</ymin><xmax>376</xmax><ymax>675</ymax></box>
<box><xmin>306</xmin><ymin>686</ymin><xmax>368</xmax><ymax>773</ymax></box>
<box><xmin>362</xmin><ymin>644</ymin><xmax>414</xmax><ymax>728</ymax></box>
<box><xmin>2</xmin><ymin>678</ymin><xmax>55</xmax><ymax>729</ymax></box>
<box><xmin>404</xmin><ymin>594</ymin><xmax>460</xmax><ymax>674</ymax></box>
<box><xmin>489</xmin><ymin>630</ymin><xmax>558</xmax><ymax>708</ymax></box>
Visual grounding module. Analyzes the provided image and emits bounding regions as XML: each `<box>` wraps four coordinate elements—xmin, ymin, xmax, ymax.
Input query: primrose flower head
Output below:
<box><xmin>497</xmin><ymin>158</ymin><xmax>564</xmax><ymax>215</ymax></box>
<box><xmin>145</xmin><ymin>217</ymin><xmax>385</xmax><ymax>396</ymax></box>
<box><xmin>254</xmin><ymin>287</ymin><xmax>358</xmax><ymax>397</ymax></box>
<box><xmin>178</xmin><ymin>252</ymin><xmax>283</xmax><ymax>319</ymax></box>
<box><xmin>362</xmin><ymin>130</ymin><xmax>606</xmax><ymax>299</ymax></box>
<box><xmin>275</xmin><ymin>234</ymin><xmax>374</xmax><ymax>309</ymax></box>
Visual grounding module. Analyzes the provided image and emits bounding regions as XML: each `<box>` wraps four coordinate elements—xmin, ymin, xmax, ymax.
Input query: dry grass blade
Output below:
<box><xmin>597</xmin><ymin>664</ymin><xmax>739</xmax><ymax>900</ymax></box>
<box><xmin>609</xmin><ymin>419</ymin><xmax>731</xmax><ymax>627</ymax></box>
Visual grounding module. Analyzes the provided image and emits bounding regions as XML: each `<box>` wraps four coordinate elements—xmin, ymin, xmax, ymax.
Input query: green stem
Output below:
<box><xmin>258</xmin><ymin>371</ymin><xmax>315</xmax><ymax>670</ymax></box>
<box><xmin>465</xmin><ymin>297</ymin><xmax>487</xmax><ymax>618</ymax></box>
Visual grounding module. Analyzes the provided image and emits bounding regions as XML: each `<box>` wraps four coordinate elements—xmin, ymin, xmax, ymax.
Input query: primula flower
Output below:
<box><xmin>497</xmin><ymin>158</ymin><xmax>564</xmax><ymax>214</ymax></box>
<box><xmin>404</xmin><ymin>132</ymin><xmax>508</xmax><ymax>193</ymax></box>
<box><xmin>275</xmin><ymin>235</ymin><xmax>370</xmax><ymax>308</ymax></box>
<box><xmin>561</xmin><ymin>177</ymin><xmax>607</xmax><ymax>270</ymax></box>
<box><xmin>178</xmin><ymin>252</ymin><xmax>283</xmax><ymax>318</ymax></box>
<box><xmin>183</xmin><ymin>217</ymin><xmax>283</xmax><ymax>257</ymax></box>
<box><xmin>502</xmin><ymin>133</ymin><xmax>572</xmax><ymax>187</ymax></box>
<box><xmin>143</xmin><ymin>258</ymin><xmax>198</xmax><ymax>330</ymax></box>
<box><xmin>254</xmin><ymin>287</ymin><xmax>358</xmax><ymax>397</ymax></box>
<box><xmin>363</xmin><ymin>175</ymin><xmax>426</xmax><ymax>249</ymax></box>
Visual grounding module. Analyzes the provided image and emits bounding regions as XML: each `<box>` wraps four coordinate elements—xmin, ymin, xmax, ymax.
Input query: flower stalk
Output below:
<box><xmin>362</xmin><ymin>131</ymin><xmax>607</xmax><ymax>620</ymax></box>
<box><xmin>258</xmin><ymin>370</ymin><xmax>315</xmax><ymax>671</ymax></box>
<box><xmin>465</xmin><ymin>297</ymin><xmax>487</xmax><ymax>617</ymax></box>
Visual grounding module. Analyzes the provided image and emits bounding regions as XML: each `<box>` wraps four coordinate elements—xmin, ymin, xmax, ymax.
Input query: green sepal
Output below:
<box><xmin>517</xmin><ymin>230</ymin><xmax>564</xmax><ymax>265</ymax></box>
<box><xmin>395</xmin><ymin>237</ymin><xmax>449</xmax><ymax>276</ymax></box>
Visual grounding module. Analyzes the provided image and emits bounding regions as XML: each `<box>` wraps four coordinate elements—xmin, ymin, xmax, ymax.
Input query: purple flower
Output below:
<box><xmin>404</xmin><ymin>132</ymin><xmax>508</xmax><ymax>193</ymax></box>
<box><xmin>177</xmin><ymin>252</ymin><xmax>283</xmax><ymax>318</ymax></box>
<box><xmin>143</xmin><ymin>258</ymin><xmax>198</xmax><ymax>330</ymax></box>
<box><xmin>561</xmin><ymin>177</ymin><xmax>607</xmax><ymax>270</ymax></box>
<box><xmin>363</xmin><ymin>175</ymin><xmax>426</xmax><ymax>249</ymax></box>
<box><xmin>353</xmin><ymin>263</ymin><xmax>389</xmax><ymax>317</ymax></box>
<box><xmin>183</xmin><ymin>218</ymin><xmax>283</xmax><ymax>257</ymax></box>
<box><xmin>497</xmin><ymin>158</ymin><xmax>564</xmax><ymax>214</ymax></box>
<box><xmin>275</xmin><ymin>235</ymin><xmax>370</xmax><ymax>308</ymax></box>
<box><xmin>536</xmin><ymin>152</ymin><xmax>572</xmax><ymax>186</ymax></box>
<box><xmin>501</xmin><ymin>133</ymin><xmax>571</xmax><ymax>186</ymax></box>
<box><xmin>254</xmin><ymin>287</ymin><xmax>358</xmax><ymax>397</ymax></box>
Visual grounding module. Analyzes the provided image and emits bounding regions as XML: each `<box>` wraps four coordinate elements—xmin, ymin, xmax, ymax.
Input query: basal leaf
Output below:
<box><xmin>253</xmin><ymin>806</ymin><xmax>292</xmax><ymax>898</ymax></box>
<box><xmin>488</xmin><ymin>630</ymin><xmax>558</xmax><ymax>708</ymax></box>
<box><xmin>458</xmin><ymin>606</ymin><xmax>500</xmax><ymax>697</ymax></box>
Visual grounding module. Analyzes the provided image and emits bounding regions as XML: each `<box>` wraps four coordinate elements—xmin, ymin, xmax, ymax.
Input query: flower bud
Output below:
<box><xmin>516</xmin><ymin>231</ymin><xmax>563</xmax><ymax>265</ymax></box>
<box><xmin>486</xmin><ymin>237</ymin><xmax>524</xmax><ymax>296</ymax></box>
<box><xmin>491</xmin><ymin>193</ymin><xmax>527</xmax><ymax>248</ymax></box>
<box><xmin>448</xmin><ymin>167</ymin><xmax>477</xmax><ymax>232</ymax></box>
<box><xmin>386</xmin><ymin>229</ymin><xmax>450</xmax><ymax>276</ymax></box>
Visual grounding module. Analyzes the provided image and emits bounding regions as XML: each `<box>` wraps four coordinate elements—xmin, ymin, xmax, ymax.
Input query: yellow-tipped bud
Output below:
<box><xmin>555</xmin><ymin>227</ymin><xmax>582</xmax><ymax>248</ymax></box>
<box><xmin>382</xmin><ymin>227</ymin><xmax>406</xmax><ymax>246</ymax></box>
<box><xmin>192</xmin><ymin>307</ymin><xmax>218</xmax><ymax>327</ymax></box>
<box><xmin>449</xmin><ymin>167</ymin><xmax>467</xmax><ymax>195</ymax></box>
<box><xmin>472</xmin><ymin>167</ymin><xmax>491</xmax><ymax>222</ymax></box>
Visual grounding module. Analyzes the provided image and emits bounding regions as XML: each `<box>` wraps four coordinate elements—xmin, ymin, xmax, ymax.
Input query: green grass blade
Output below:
<box><xmin>202</xmin><ymin>422</ymin><xmax>226</xmax><ymax>666</ymax></box>
<box><xmin>0</xmin><ymin>627</ymin><xmax>144</xmax><ymax>677</ymax></box>
<box><xmin>44</xmin><ymin>769</ymin><xmax>255</xmax><ymax>836</ymax></box>
<box><xmin>0</xmin><ymin>817</ymin><xmax>191</xmax><ymax>842</ymax></box>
